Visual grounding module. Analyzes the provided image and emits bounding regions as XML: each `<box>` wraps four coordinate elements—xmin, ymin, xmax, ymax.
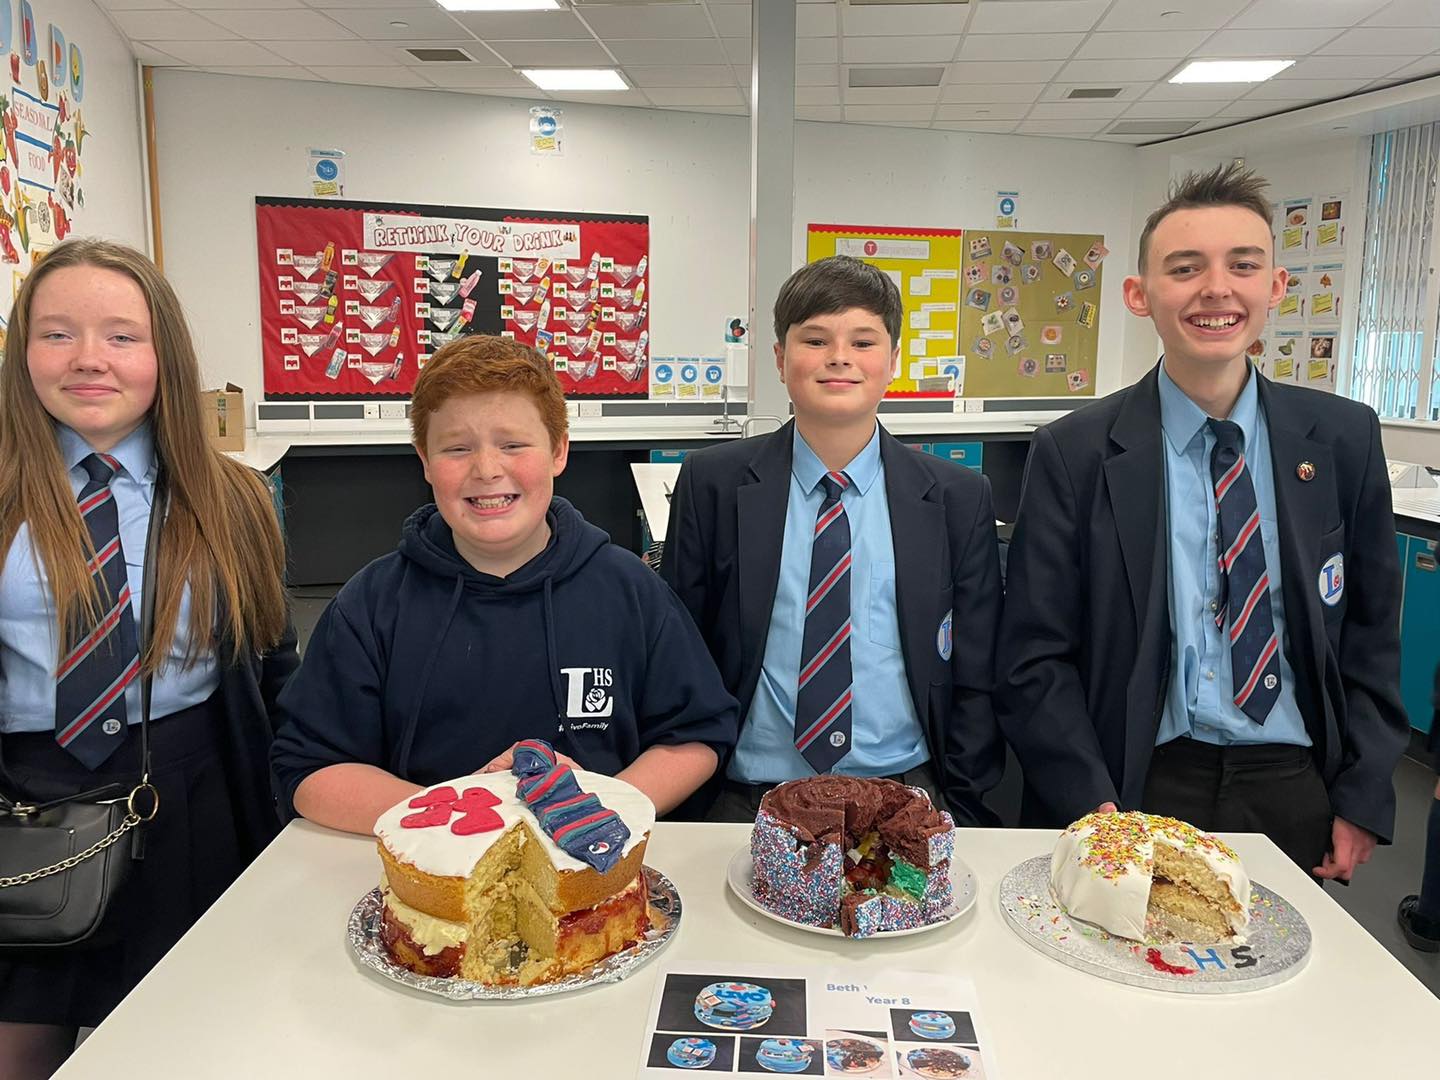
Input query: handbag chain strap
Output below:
<box><xmin>0</xmin><ymin>783</ymin><xmax>159</xmax><ymax>889</ymax></box>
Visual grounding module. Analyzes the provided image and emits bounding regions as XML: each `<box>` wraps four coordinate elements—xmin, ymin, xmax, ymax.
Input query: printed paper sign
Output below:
<box><xmin>363</xmin><ymin>213</ymin><xmax>582</xmax><ymax>258</ymax></box>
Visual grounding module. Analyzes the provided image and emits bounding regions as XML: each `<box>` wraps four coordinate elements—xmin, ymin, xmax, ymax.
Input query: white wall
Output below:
<box><xmin>152</xmin><ymin>69</ymin><xmax>1139</xmax><ymax>399</ymax></box>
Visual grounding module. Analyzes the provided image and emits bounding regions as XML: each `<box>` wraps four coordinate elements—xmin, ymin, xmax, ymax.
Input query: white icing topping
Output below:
<box><xmin>374</xmin><ymin>770</ymin><xmax>655</xmax><ymax>880</ymax></box>
<box><xmin>1050</xmin><ymin>813</ymin><xmax>1251</xmax><ymax>941</ymax></box>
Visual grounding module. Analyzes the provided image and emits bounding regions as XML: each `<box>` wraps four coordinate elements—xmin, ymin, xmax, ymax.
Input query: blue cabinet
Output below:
<box><xmin>930</xmin><ymin>441</ymin><xmax>984</xmax><ymax>471</ymax></box>
<box><xmin>1398</xmin><ymin>532</ymin><xmax>1439</xmax><ymax>735</ymax></box>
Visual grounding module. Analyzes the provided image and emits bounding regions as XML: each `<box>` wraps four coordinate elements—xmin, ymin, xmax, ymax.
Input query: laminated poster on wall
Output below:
<box><xmin>1277</xmin><ymin>198</ymin><xmax>1312</xmax><ymax>254</ymax></box>
<box><xmin>1308</xmin><ymin>262</ymin><xmax>1344</xmax><ymax>324</ymax></box>
<box><xmin>307</xmin><ymin>148</ymin><xmax>345</xmax><ymax>198</ymax></box>
<box><xmin>1315</xmin><ymin>194</ymin><xmax>1345</xmax><ymax>249</ymax></box>
<box><xmin>0</xmin><ymin>1</ymin><xmax>89</xmax><ymax>315</ymax></box>
<box><xmin>649</xmin><ymin>357</ymin><xmax>724</xmax><ymax>402</ymax></box>
<box><xmin>1304</xmin><ymin>331</ymin><xmax>1337</xmax><ymax>391</ymax></box>
<box><xmin>636</xmin><ymin>963</ymin><xmax>1000</xmax><ymax>1080</ymax></box>
<box><xmin>807</xmin><ymin>224</ymin><xmax>963</xmax><ymax>398</ymax></box>
<box><xmin>530</xmin><ymin>106</ymin><xmax>563</xmax><ymax>156</ymax></box>
<box><xmin>1275</xmin><ymin>264</ymin><xmax>1307</xmax><ymax>323</ymax></box>
<box><xmin>256</xmin><ymin>196</ymin><xmax>649</xmax><ymax>398</ymax></box>
<box><xmin>1263</xmin><ymin>329</ymin><xmax>1304</xmax><ymax>383</ymax></box>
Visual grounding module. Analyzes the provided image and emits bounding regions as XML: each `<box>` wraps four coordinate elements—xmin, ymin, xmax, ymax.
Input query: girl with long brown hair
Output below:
<box><xmin>0</xmin><ymin>238</ymin><xmax>296</xmax><ymax>1078</ymax></box>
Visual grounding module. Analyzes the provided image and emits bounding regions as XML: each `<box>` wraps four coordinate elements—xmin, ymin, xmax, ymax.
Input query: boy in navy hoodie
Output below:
<box><xmin>270</xmin><ymin>336</ymin><xmax>738</xmax><ymax>832</ymax></box>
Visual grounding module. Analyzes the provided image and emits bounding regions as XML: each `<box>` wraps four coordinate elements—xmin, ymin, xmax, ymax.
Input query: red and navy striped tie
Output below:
<box><xmin>794</xmin><ymin>470</ymin><xmax>853</xmax><ymax>772</ymax></box>
<box><xmin>1208</xmin><ymin>420</ymin><xmax>1280</xmax><ymax>725</ymax></box>
<box><xmin>54</xmin><ymin>453</ymin><xmax>139</xmax><ymax>768</ymax></box>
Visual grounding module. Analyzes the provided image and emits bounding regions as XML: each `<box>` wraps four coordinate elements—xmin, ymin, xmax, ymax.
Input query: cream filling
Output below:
<box><xmin>381</xmin><ymin>878</ymin><xmax>469</xmax><ymax>956</ymax></box>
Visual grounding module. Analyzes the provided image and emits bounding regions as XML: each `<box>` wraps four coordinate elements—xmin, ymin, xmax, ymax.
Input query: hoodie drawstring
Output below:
<box><xmin>542</xmin><ymin>577</ymin><xmax>566</xmax><ymax>737</ymax></box>
<box><xmin>395</xmin><ymin>573</ymin><xmax>465</xmax><ymax>778</ymax></box>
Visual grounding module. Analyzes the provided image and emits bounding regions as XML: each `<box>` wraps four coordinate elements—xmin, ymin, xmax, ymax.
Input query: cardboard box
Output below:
<box><xmin>202</xmin><ymin>383</ymin><xmax>246</xmax><ymax>452</ymax></box>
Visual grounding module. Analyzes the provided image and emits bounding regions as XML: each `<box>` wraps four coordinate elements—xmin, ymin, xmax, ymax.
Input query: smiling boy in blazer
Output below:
<box><xmin>996</xmin><ymin>164</ymin><xmax>1407</xmax><ymax>880</ymax></box>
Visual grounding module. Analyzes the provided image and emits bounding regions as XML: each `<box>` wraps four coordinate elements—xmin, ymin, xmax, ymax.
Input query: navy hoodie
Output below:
<box><xmin>270</xmin><ymin>497</ymin><xmax>739</xmax><ymax>819</ymax></box>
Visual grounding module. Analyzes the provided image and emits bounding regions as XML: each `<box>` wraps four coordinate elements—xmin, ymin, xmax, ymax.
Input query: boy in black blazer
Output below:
<box><xmin>662</xmin><ymin>256</ymin><xmax>1004</xmax><ymax>824</ymax></box>
<box><xmin>997</xmin><ymin>164</ymin><xmax>1407</xmax><ymax>880</ymax></box>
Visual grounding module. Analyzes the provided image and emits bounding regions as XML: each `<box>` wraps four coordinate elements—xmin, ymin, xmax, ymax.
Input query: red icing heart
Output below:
<box><xmin>458</xmin><ymin>788</ymin><xmax>502</xmax><ymax>809</ymax></box>
<box><xmin>408</xmin><ymin>786</ymin><xmax>459</xmax><ymax>809</ymax></box>
<box><xmin>451</xmin><ymin>807</ymin><xmax>504</xmax><ymax>835</ymax></box>
<box><xmin>401</xmin><ymin>805</ymin><xmax>452</xmax><ymax>829</ymax></box>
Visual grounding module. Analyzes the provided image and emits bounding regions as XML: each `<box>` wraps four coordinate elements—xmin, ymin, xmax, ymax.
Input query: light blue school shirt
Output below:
<box><xmin>1156</xmin><ymin>361</ymin><xmax>1310</xmax><ymax>748</ymax></box>
<box><xmin>0</xmin><ymin>423</ymin><xmax>219</xmax><ymax>733</ymax></box>
<box><xmin>730</xmin><ymin>424</ymin><xmax>929</xmax><ymax>782</ymax></box>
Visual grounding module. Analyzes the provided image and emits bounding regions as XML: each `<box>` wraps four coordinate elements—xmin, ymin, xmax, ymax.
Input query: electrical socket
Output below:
<box><xmin>964</xmin><ymin>398</ymin><xmax>983</xmax><ymax>413</ymax></box>
<box><xmin>362</xmin><ymin>403</ymin><xmax>379</xmax><ymax>420</ymax></box>
<box><xmin>565</xmin><ymin>402</ymin><xmax>580</xmax><ymax>419</ymax></box>
<box><xmin>579</xmin><ymin>402</ymin><xmax>602</xmax><ymax>418</ymax></box>
<box><xmin>380</xmin><ymin>402</ymin><xmax>406</xmax><ymax>420</ymax></box>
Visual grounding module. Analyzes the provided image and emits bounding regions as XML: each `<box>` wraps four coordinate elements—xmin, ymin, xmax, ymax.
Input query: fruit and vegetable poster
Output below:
<box><xmin>1259</xmin><ymin>195</ymin><xmax>1346</xmax><ymax>393</ymax></box>
<box><xmin>0</xmin><ymin>0</ymin><xmax>91</xmax><ymax>316</ymax></box>
<box><xmin>256</xmin><ymin>196</ymin><xmax>649</xmax><ymax>399</ymax></box>
<box><xmin>638</xmin><ymin>964</ymin><xmax>999</xmax><ymax>1078</ymax></box>
<box><xmin>806</xmin><ymin>224</ymin><xmax>964</xmax><ymax>399</ymax></box>
<box><xmin>956</xmin><ymin>230</ymin><xmax>1104</xmax><ymax>399</ymax></box>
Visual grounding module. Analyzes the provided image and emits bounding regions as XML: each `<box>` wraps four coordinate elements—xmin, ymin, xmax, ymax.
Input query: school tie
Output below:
<box><xmin>1208</xmin><ymin>420</ymin><xmax>1280</xmax><ymax>725</ymax></box>
<box><xmin>794</xmin><ymin>470</ymin><xmax>854</xmax><ymax>772</ymax></box>
<box><xmin>54</xmin><ymin>453</ymin><xmax>140</xmax><ymax>768</ymax></box>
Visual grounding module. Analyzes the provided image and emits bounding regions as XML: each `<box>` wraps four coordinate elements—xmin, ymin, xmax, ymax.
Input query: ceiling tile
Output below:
<box><xmin>797</xmin><ymin>64</ymin><xmax>839</xmax><ymax>87</ymax></box>
<box><xmin>957</xmin><ymin>32</ymin><xmax>1083</xmax><ymax>62</ymax></box>
<box><xmin>932</xmin><ymin>120</ymin><xmax>1022</xmax><ymax>134</ymax></box>
<box><xmin>416</xmin><ymin>66</ymin><xmax>531</xmax><ymax>89</ymax></box>
<box><xmin>1075</xmin><ymin>31</ymin><xmax>1211</xmax><ymax>60</ymax></box>
<box><xmin>316</xmin><ymin>9</ymin><xmax>467</xmax><ymax>40</ymax></box>
<box><xmin>939</xmin><ymin>82</ymin><xmax>1045</xmax><ymax>103</ymax></box>
<box><xmin>490</xmin><ymin>40</ymin><xmax>614</xmax><ymax>66</ymax></box>
<box><xmin>1229</xmin><ymin>0</ymin><xmax>1390</xmax><ymax>29</ymax></box>
<box><xmin>797</xmin><ymin>37</ymin><xmax>839</xmax><ymax>63</ymax></box>
<box><xmin>1242</xmin><ymin>77</ymin><xmax>1370</xmax><ymax>99</ymax></box>
<box><xmin>452</xmin><ymin>87</ymin><xmax>548</xmax><ymax>100</ymax></box>
<box><xmin>842</xmin><ymin>105</ymin><xmax>933</xmax><ymax>123</ymax></box>
<box><xmin>609</xmin><ymin>39</ymin><xmax>726</xmax><ymax>65</ymax></box>
<box><xmin>796</xmin><ymin>105</ymin><xmax>844</xmax><ymax>122</ymax></box>
<box><xmin>967</xmin><ymin>0</ymin><xmax>1108</xmax><ymax>35</ymax></box>
<box><xmin>146</xmin><ymin>40</ymin><xmax>290</xmax><ymax>65</ymax></box>
<box><xmin>624</xmin><ymin>65</ymin><xmax>736</xmax><ymax>88</ymax></box>
<box><xmin>1277</xmin><ymin>55</ymin><xmax>1411</xmax><ymax>80</ymax></box>
<box><xmin>579</xmin><ymin>5</ymin><xmax>714</xmax><ymax>40</ymax></box>
<box><xmin>100</xmin><ymin>0</ymin><xmax>182</xmax><ymax>8</ymax></box>
<box><xmin>1140</xmin><ymin>80</ymin><xmax>1250</xmax><ymax>102</ymax></box>
<box><xmin>839</xmin><ymin>4</ymin><xmax>970</xmax><ymax>37</ymax></box>
<box><xmin>1387</xmin><ymin>57</ymin><xmax>1440</xmax><ymax>80</ymax></box>
<box><xmin>1322</xmin><ymin>28</ymin><xmax>1440</xmax><ymax>55</ymax></box>
<box><xmin>796</xmin><ymin>85</ymin><xmax>841</xmax><ymax>106</ymax></box>
<box><xmin>201</xmin><ymin>9</ymin><xmax>355</xmax><ymax>40</ymax></box>
<box><xmin>175</xmin><ymin>0</ymin><xmax>307</xmax><ymax>6</ymax></box>
<box><xmin>1198</xmin><ymin>28</ymin><xmax>1346</xmax><ymax>57</ymax></box>
<box><xmin>130</xmin><ymin>42</ymin><xmax>186</xmax><ymax>65</ymax></box>
<box><xmin>1016</xmin><ymin>117</ymin><xmax>1111</xmax><ymax>135</ymax></box>
<box><xmin>181</xmin><ymin>64</ymin><xmax>321</xmax><ymax>80</ymax></box>
<box><xmin>1038</xmin><ymin>81</ymin><xmax>1148</xmax><ymax>103</ymax></box>
<box><xmin>1217</xmin><ymin>99</ymin><xmax>1312</xmax><ymax>118</ymax></box>
<box><xmin>265</xmin><ymin>40</ymin><xmax>396</xmax><ymax>65</ymax></box>
<box><xmin>845</xmin><ymin>86</ymin><xmax>941</xmax><ymax>105</ymax></box>
<box><xmin>1058</xmin><ymin>58</ymin><xmax>1178</xmax><ymax>82</ymax></box>
<box><xmin>843</xmin><ymin>36</ymin><xmax>959</xmax><ymax>64</ymax></box>
<box><xmin>944</xmin><ymin>60</ymin><xmax>1064</xmax><ymax>84</ymax></box>
<box><xmin>708</xmin><ymin>5</ymin><xmax>748</xmax><ymax>38</ymax></box>
<box><xmin>797</xmin><ymin>5</ymin><xmax>837</xmax><ymax>37</ymax></box>
<box><xmin>308</xmin><ymin>65</ymin><xmax>430</xmax><ymax>88</ymax></box>
<box><xmin>1027</xmin><ymin>100</ymin><xmax>1130</xmax><ymax>120</ymax></box>
<box><xmin>391</xmin><ymin>43</ymin><xmax>506</xmax><ymax>67</ymax></box>
<box><xmin>643</xmin><ymin>86</ymin><xmax>744</xmax><ymax>107</ymax></box>
<box><xmin>1097</xmin><ymin>0</ymin><xmax>1250</xmax><ymax>32</ymax></box>
<box><xmin>1122</xmin><ymin>99</ymin><xmax>1228</xmax><ymax>119</ymax></box>
<box><xmin>1364</xmin><ymin>0</ymin><xmax>1440</xmax><ymax>28</ymax></box>
<box><xmin>296</xmin><ymin>0</ymin><xmax>433</xmax><ymax>6</ymax></box>
<box><xmin>111</xmin><ymin>9</ymin><xmax>237</xmax><ymax>39</ymax></box>
<box><xmin>933</xmin><ymin>102</ymin><xmax>1030</xmax><ymax>121</ymax></box>
<box><xmin>546</xmin><ymin>89</ymin><xmax>654</xmax><ymax>107</ymax></box>
<box><xmin>679</xmin><ymin>106</ymin><xmax>748</xmax><ymax>115</ymax></box>
<box><xmin>450</xmin><ymin>11</ymin><xmax>593</xmax><ymax>41</ymax></box>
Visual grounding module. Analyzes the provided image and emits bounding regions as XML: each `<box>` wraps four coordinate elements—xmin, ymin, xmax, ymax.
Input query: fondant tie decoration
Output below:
<box><xmin>511</xmin><ymin>739</ymin><xmax>630</xmax><ymax>872</ymax></box>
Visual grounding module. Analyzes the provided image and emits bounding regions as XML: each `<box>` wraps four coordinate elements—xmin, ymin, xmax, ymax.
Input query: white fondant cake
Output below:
<box><xmin>1050</xmin><ymin>812</ymin><xmax>1251</xmax><ymax>943</ymax></box>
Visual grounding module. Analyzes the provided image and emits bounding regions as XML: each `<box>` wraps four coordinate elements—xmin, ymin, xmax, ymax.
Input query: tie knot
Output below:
<box><xmin>820</xmin><ymin>471</ymin><xmax>850</xmax><ymax>501</ymax></box>
<box><xmin>80</xmin><ymin>453</ymin><xmax>118</xmax><ymax>487</ymax></box>
<box><xmin>1207</xmin><ymin>418</ymin><xmax>1244</xmax><ymax>454</ymax></box>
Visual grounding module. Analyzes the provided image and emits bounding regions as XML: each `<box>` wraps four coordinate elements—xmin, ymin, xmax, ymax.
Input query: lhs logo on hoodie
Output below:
<box><xmin>561</xmin><ymin>667</ymin><xmax>614</xmax><ymax>719</ymax></box>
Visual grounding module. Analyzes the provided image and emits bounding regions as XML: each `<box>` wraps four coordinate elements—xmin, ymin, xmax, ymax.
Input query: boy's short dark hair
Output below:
<box><xmin>1137</xmin><ymin>162</ymin><xmax>1273</xmax><ymax>272</ymax></box>
<box><xmin>773</xmin><ymin>255</ymin><xmax>903</xmax><ymax>346</ymax></box>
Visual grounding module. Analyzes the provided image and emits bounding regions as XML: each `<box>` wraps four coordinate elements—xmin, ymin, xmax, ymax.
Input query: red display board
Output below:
<box><xmin>256</xmin><ymin>197</ymin><xmax>650</xmax><ymax>399</ymax></box>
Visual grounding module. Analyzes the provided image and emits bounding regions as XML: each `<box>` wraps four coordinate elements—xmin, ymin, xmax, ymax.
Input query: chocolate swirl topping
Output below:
<box><xmin>759</xmin><ymin>775</ymin><xmax>948</xmax><ymax>867</ymax></box>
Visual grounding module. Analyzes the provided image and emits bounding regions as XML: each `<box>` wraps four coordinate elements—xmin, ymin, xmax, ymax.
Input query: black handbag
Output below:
<box><xmin>0</xmin><ymin>476</ymin><xmax>166</xmax><ymax>947</ymax></box>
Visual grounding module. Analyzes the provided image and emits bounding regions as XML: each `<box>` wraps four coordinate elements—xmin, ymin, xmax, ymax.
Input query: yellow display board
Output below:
<box><xmin>957</xmin><ymin>230</ymin><xmax>1105</xmax><ymax>398</ymax></box>
<box><xmin>806</xmin><ymin>224</ymin><xmax>964</xmax><ymax>397</ymax></box>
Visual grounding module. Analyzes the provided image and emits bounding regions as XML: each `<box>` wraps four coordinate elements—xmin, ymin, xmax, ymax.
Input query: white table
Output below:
<box><xmin>56</xmin><ymin>823</ymin><xmax>1438</xmax><ymax>1078</ymax></box>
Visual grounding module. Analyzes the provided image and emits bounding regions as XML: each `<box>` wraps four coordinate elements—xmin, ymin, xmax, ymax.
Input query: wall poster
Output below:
<box><xmin>256</xmin><ymin>196</ymin><xmax>649</xmax><ymax>399</ymax></box>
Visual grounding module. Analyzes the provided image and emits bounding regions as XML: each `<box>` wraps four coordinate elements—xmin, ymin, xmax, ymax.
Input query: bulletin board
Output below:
<box><xmin>806</xmin><ymin>224</ymin><xmax>964</xmax><ymax>398</ymax></box>
<box><xmin>1259</xmin><ymin>193</ymin><xmax>1347</xmax><ymax>393</ymax></box>
<box><xmin>255</xmin><ymin>196</ymin><xmax>650</xmax><ymax>399</ymax></box>
<box><xmin>957</xmin><ymin>230</ymin><xmax>1106</xmax><ymax>398</ymax></box>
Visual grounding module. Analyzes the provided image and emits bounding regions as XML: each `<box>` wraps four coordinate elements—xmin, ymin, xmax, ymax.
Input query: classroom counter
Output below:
<box><xmin>54</xmin><ymin>822</ymin><xmax>1439</xmax><ymax>1079</ymax></box>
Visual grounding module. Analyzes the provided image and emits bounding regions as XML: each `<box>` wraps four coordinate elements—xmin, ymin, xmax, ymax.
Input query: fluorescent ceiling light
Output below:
<box><xmin>522</xmin><ymin>68</ymin><xmax>628</xmax><ymax>91</ymax></box>
<box><xmin>1169</xmin><ymin>59</ymin><xmax>1293</xmax><ymax>84</ymax></box>
<box><xmin>436</xmin><ymin>1</ymin><xmax>561</xmax><ymax>12</ymax></box>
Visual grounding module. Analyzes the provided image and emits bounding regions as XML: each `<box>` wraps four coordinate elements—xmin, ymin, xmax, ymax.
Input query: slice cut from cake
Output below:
<box><xmin>374</xmin><ymin>769</ymin><xmax>655</xmax><ymax>985</ymax></box>
<box><xmin>1050</xmin><ymin>811</ymin><xmax>1250</xmax><ymax>944</ymax></box>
